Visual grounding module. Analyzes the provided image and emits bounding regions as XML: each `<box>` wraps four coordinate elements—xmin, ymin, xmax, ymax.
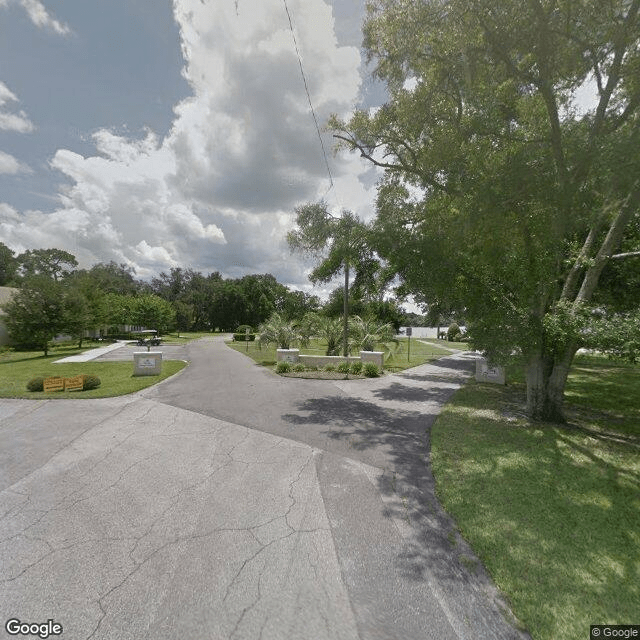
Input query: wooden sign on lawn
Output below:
<box><xmin>64</xmin><ymin>375</ymin><xmax>84</xmax><ymax>391</ymax></box>
<box><xmin>43</xmin><ymin>377</ymin><xmax>65</xmax><ymax>392</ymax></box>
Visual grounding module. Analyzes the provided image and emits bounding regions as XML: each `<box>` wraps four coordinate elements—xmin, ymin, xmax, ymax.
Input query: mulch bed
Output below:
<box><xmin>279</xmin><ymin>371</ymin><xmax>372</xmax><ymax>380</ymax></box>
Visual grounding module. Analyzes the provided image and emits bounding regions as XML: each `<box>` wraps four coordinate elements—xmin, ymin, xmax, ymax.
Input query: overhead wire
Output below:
<box><xmin>282</xmin><ymin>0</ymin><xmax>335</xmax><ymax>197</ymax></box>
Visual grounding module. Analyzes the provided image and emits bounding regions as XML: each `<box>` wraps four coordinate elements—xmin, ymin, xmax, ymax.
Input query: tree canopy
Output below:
<box><xmin>331</xmin><ymin>0</ymin><xmax>640</xmax><ymax>420</ymax></box>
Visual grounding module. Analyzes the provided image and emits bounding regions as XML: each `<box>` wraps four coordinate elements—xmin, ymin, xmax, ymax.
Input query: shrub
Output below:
<box><xmin>82</xmin><ymin>374</ymin><xmax>101</xmax><ymax>390</ymax></box>
<box><xmin>447</xmin><ymin>323</ymin><xmax>460</xmax><ymax>341</ymax></box>
<box><xmin>276</xmin><ymin>361</ymin><xmax>292</xmax><ymax>373</ymax></box>
<box><xmin>235</xmin><ymin>324</ymin><xmax>253</xmax><ymax>333</ymax></box>
<box><xmin>26</xmin><ymin>376</ymin><xmax>45</xmax><ymax>392</ymax></box>
<box><xmin>363</xmin><ymin>362</ymin><xmax>380</xmax><ymax>377</ymax></box>
<box><xmin>233</xmin><ymin>333</ymin><xmax>256</xmax><ymax>342</ymax></box>
<box><xmin>293</xmin><ymin>363</ymin><xmax>306</xmax><ymax>372</ymax></box>
<box><xmin>350</xmin><ymin>361</ymin><xmax>363</xmax><ymax>375</ymax></box>
<box><xmin>337</xmin><ymin>361</ymin><xmax>350</xmax><ymax>373</ymax></box>
<box><xmin>323</xmin><ymin>364</ymin><xmax>336</xmax><ymax>372</ymax></box>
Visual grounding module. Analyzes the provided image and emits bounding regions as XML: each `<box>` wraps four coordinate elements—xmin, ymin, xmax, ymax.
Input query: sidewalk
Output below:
<box><xmin>53</xmin><ymin>340</ymin><xmax>130</xmax><ymax>363</ymax></box>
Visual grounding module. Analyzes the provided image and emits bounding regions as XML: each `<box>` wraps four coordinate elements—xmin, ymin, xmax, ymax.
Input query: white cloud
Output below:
<box><xmin>0</xmin><ymin>0</ymin><xmax>71</xmax><ymax>35</ymax></box>
<box><xmin>0</xmin><ymin>81</ymin><xmax>34</xmax><ymax>133</ymax></box>
<box><xmin>1</xmin><ymin>0</ymin><xmax>374</xmax><ymax>290</ymax></box>
<box><xmin>0</xmin><ymin>150</ymin><xmax>30</xmax><ymax>174</ymax></box>
<box><xmin>0</xmin><ymin>82</ymin><xmax>18</xmax><ymax>107</ymax></box>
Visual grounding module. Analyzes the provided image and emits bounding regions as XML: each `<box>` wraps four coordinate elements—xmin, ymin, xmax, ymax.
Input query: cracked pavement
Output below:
<box><xmin>0</xmin><ymin>337</ymin><xmax>530</xmax><ymax>639</ymax></box>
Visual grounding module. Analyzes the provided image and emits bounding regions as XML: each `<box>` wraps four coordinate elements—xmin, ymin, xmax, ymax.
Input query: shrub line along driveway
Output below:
<box><xmin>0</xmin><ymin>337</ymin><xmax>530</xmax><ymax>640</ymax></box>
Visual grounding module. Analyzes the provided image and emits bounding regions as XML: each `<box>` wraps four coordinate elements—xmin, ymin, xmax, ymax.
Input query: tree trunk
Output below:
<box><xmin>525</xmin><ymin>345</ymin><xmax>577</xmax><ymax>422</ymax></box>
<box><xmin>343</xmin><ymin>260</ymin><xmax>349</xmax><ymax>357</ymax></box>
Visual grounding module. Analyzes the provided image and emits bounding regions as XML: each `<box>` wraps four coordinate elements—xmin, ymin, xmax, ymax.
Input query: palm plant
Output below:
<box><xmin>307</xmin><ymin>314</ymin><xmax>344</xmax><ymax>356</ymax></box>
<box><xmin>258</xmin><ymin>313</ymin><xmax>309</xmax><ymax>350</ymax></box>
<box><xmin>348</xmin><ymin>315</ymin><xmax>399</xmax><ymax>358</ymax></box>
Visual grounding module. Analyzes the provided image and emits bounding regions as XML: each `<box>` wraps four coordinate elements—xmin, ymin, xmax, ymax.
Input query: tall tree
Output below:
<box><xmin>86</xmin><ymin>261</ymin><xmax>140</xmax><ymax>295</ymax></box>
<box><xmin>1</xmin><ymin>276</ymin><xmax>65</xmax><ymax>356</ymax></box>
<box><xmin>331</xmin><ymin>0</ymin><xmax>640</xmax><ymax>421</ymax></box>
<box><xmin>0</xmin><ymin>242</ymin><xmax>18</xmax><ymax>286</ymax></box>
<box><xmin>16</xmin><ymin>248</ymin><xmax>78</xmax><ymax>282</ymax></box>
<box><xmin>130</xmin><ymin>294</ymin><xmax>176</xmax><ymax>335</ymax></box>
<box><xmin>288</xmin><ymin>202</ymin><xmax>369</xmax><ymax>356</ymax></box>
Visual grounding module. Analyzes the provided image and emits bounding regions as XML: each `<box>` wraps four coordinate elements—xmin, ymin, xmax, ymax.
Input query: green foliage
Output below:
<box><xmin>129</xmin><ymin>294</ymin><xmax>176</xmax><ymax>334</ymax></box>
<box><xmin>432</xmin><ymin>358</ymin><xmax>640</xmax><ymax>640</ymax></box>
<box><xmin>16</xmin><ymin>248</ymin><xmax>78</xmax><ymax>282</ymax></box>
<box><xmin>349</xmin><ymin>315</ymin><xmax>399</xmax><ymax>356</ymax></box>
<box><xmin>259</xmin><ymin>312</ymin><xmax>308</xmax><ymax>350</ymax></box>
<box><xmin>235</xmin><ymin>325</ymin><xmax>253</xmax><ymax>333</ymax></box>
<box><xmin>172</xmin><ymin>300</ymin><xmax>195</xmax><ymax>333</ymax></box>
<box><xmin>323</xmin><ymin>364</ymin><xmax>336</xmax><ymax>372</ymax></box>
<box><xmin>2</xmin><ymin>276</ymin><xmax>66</xmax><ymax>356</ymax></box>
<box><xmin>349</xmin><ymin>361</ymin><xmax>363</xmax><ymax>375</ymax></box>
<box><xmin>585</xmin><ymin>309</ymin><xmax>640</xmax><ymax>363</ymax></box>
<box><xmin>305</xmin><ymin>314</ymin><xmax>344</xmax><ymax>355</ymax></box>
<box><xmin>447</xmin><ymin>323</ymin><xmax>460</xmax><ymax>342</ymax></box>
<box><xmin>0</xmin><ymin>242</ymin><xmax>18</xmax><ymax>286</ymax></box>
<box><xmin>336</xmin><ymin>361</ymin><xmax>351</xmax><ymax>373</ymax></box>
<box><xmin>322</xmin><ymin>286</ymin><xmax>368</xmax><ymax>320</ymax></box>
<box><xmin>86</xmin><ymin>261</ymin><xmax>140</xmax><ymax>295</ymax></box>
<box><xmin>82</xmin><ymin>374</ymin><xmax>101</xmax><ymax>390</ymax></box>
<box><xmin>331</xmin><ymin>0</ymin><xmax>640</xmax><ymax>418</ymax></box>
<box><xmin>278</xmin><ymin>290</ymin><xmax>321</xmax><ymax>321</ymax></box>
<box><xmin>363</xmin><ymin>362</ymin><xmax>381</xmax><ymax>377</ymax></box>
<box><xmin>26</xmin><ymin>376</ymin><xmax>45</xmax><ymax>392</ymax></box>
<box><xmin>293</xmin><ymin>363</ymin><xmax>306</xmax><ymax>372</ymax></box>
<box><xmin>233</xmin><ymin>333</ymin><xmax>256</xmax><ymax>342</ymax></box>
<box><xmin>275</xmin><ymin>361</ymin><xmax>292</xmax><ymax>374</ymax></box>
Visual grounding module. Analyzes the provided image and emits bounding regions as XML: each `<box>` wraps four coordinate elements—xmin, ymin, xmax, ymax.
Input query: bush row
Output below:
<box><xmin>233</xmin><ymin>333</ymin><xmax>256</xmax><ymax>342</ymax></box>
<box><xmin>275</xmin><ymin>361</ymin><xmax>380</xmax><ymax>377</ymax></box>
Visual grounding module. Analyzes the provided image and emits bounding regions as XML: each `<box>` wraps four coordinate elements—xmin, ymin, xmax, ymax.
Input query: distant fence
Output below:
<box><xmin>398</xmin><ymin>326</ymin><xmax>467</xmax><ymax>339</ymax></box>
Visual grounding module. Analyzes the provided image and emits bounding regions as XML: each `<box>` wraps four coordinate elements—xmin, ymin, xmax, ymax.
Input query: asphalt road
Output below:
<box><xmin>0</xmin><ymin>337</ymin><xmax>530</xmax><ymax>640</ymax></box>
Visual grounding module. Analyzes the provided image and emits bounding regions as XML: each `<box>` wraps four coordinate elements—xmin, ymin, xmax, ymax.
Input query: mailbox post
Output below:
<box><xmin>405</xmin><ymin>326</ymin><xmax>412</xmax><ymax>362</ymax></box>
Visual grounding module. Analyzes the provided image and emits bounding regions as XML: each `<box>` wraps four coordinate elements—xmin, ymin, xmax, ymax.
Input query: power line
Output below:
<box><xmin>282</xmin><ymin>0</ymin><xmax>334</xmax><ymax>194</ymax></box>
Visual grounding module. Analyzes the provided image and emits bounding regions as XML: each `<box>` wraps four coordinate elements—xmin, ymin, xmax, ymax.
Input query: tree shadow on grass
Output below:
<box><xmin>427</xmin><ymin>392</ymin><xmax>640</xmax><ymax>638</ymax></box>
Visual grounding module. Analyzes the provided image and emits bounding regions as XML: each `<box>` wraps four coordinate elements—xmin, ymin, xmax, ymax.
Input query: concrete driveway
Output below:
<box><xmin>0</xmin><ymin>337</ymin><xmax>529</xmax><ymax>640</ymax></box>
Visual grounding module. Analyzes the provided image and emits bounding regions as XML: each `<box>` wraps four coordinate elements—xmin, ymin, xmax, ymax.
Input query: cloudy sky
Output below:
<box><xmin>0</xmin><ymin>0</ymin><xmax>387</xmax><ymax>294</ymax></box>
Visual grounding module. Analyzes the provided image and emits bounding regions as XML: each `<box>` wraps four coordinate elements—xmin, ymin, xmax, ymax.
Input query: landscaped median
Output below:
<box><xmin>430</xmin><ymin>354</ymin><xmax>639</xmax><ymax>640</ymax></box>
<box><xmin>0</xmin><ymin>344</ymin><xmax>187</xmax><ymax>399</ymax></box>
<box><xmin>226</xmin><ymin>336</ymin><xmax>458</xmax><ymax>375</ymax></box>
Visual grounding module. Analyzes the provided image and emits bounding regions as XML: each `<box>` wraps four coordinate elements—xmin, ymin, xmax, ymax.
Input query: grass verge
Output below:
<box><xmin>431</xmin><ymin>354</ymin><xmax>639</xmax><ymax>640</ymax></box>
<box><xmin>0</xmin><ymin>344</ymin><xmax>187</xmax><ymax>398</ymax></box>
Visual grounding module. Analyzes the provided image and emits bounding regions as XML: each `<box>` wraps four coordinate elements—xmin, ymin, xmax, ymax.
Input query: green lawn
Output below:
<box><xmin>225</xmin><ymin>336</ymin><xmax>456</xmax><ymax>371</ymax></box>
<box><xmin>431</xmin><ymin>354</ymin><xmax>640</xmax><ymax>639</ymax></box>
<box><xmin>417</xmin><ymin>336</ymin><xmax>472</xmax><ymax>351</ymax></box>
<box><xmin>0</xmin><ymin>344</ymin><xmax>187</xmax><ymax>398</ymax></box>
